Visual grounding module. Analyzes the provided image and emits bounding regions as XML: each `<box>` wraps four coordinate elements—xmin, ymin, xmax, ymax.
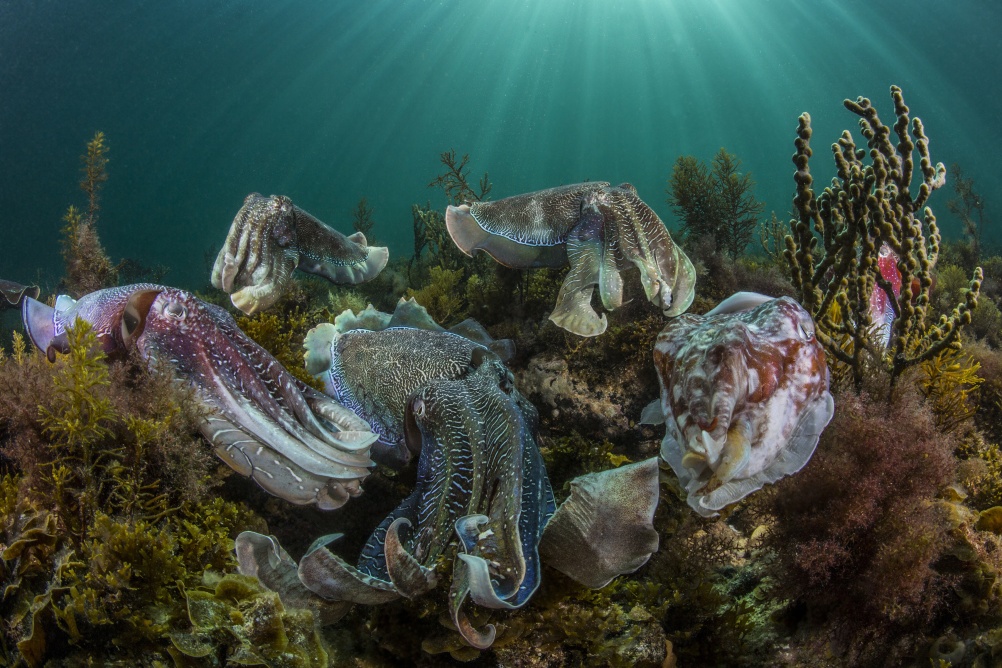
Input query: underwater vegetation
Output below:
<box><xmin>0</xmin><ymin>325</ymin><xmax>311</xmax><ymax>666</ymax></box>
<box><xmin>60</xmin><ymin>132</ymin><xmax>118</xmax><ymax>297</ymax></box>
<box><xmin>784</xmin><ymin>86</ymin><xmax>982</xmax><ymax>391</ymax></box>
<box><xmin>667</xmin><ymin>147</ymin><xmax>767</xmax><ymax>261</ymax></box>
<box><xmin>2</xmin><ymin>83</ymin><xmax>1002</xmax><ymax>668</ymax></box>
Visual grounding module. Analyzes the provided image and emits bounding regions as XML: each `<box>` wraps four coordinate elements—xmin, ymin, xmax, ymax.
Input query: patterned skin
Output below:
<box><xmin>20</xmin><ymin>287</ymin><xmax>661</xmax><ymax>649</ymax></box>
<box><xmin>301</xmin><ymin>321</ymin><xmax>555</xmax><ymax>649</ymax></box>
<box><xmin>211</xmin><ymin>193</ymin><xmax>388</xmax><ymax>315</ymax></box>
<box><xmin>21</xmin><ymin>284</ymin><xmax>377</xmax><ymax>510</ymax></box>
<box><xmin>646</xmin><ymin>293</ymin><xmax>834</xmax><ymax>516</ymax></box>
<box><xmin>445</xmin><ymin>182</ymin><xmax>696</xmax><ymax>336</ymax></box>
<box><xmin>238</xmin><ymin>301</ymin><xmax>660</xmax><ymax>650</ymax></box>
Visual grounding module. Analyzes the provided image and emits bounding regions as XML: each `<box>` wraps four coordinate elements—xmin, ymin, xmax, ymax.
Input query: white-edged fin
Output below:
<box><xmin>21</xmin><ymin>297</ymin><xmax>55</xmax><ymax>354</ymax></box>
<box><xmin>324</xmin><ymin>245</ymin><xmax>388</xmax><ymax>285</ymax></box>
<box><xmin>640</xmin><ymin>398</ymin><xmax>666</xmax><ymax>425</ymax></box>
<box><xmin>387</xmin><ymin>297</ymin><xmax>446</xmax><ymax>331</ymax></box>
<box><xmin>303</xmin><ymin>323</ymin><xmax>338</xmax><ymax>375</ymax></box>
<box><xmin>54</xmin><ymin>294</ymin><xmax>77</xmax><ymax>313</ymax></box>
<box><xmin>706</xmin><ymin>291</ymin><xmax>774</xmax><ymax>316</ymax></box>
<box><xmin>332</xmin><ymin>303</ymin><xmax>391</xmax><ymax>334</ymax></box>
<box><xmin>539</xmin><ymin>458</ymin><xmax>660</xmax><ymax>588</ymax></box>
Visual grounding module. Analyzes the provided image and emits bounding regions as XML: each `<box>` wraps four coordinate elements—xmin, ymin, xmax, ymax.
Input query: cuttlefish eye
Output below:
<box><xmin>164</xmin><ymin>301</ymin><xmax>186</xmax><ymax>320</ymax></box>
<box><xmin>499</xmin><ymin>369</ymin><xmax>514</xmax><ymax>394</ymax></box>
<box><xmin>798</xmin><ymin>320</ymin><xmax>814</xmax><ymax>341</ymax></box>
<box><xmin>412</xmin><ymin>397</ymin><xmax>426</xmax><ymax>418</ymax></box>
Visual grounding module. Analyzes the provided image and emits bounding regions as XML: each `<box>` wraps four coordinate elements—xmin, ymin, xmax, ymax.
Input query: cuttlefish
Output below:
<box><xmin>642</xmin><ymin>292</ymin><xmax>834</xmax><ymax>516</ymax></box>
<box><xmin>211</xmin><ymin>193</ymin><xmax>389</xmax><ymax>315</ymax></box>
<box><xmin>236</xmin><ymin>299</ymin><xmax>660</xmax><ymax>649</ymax></box>
<box><xmin>445</xmin><ymin>182</ymin><xmax>696</xmax><ymax>337</ymax></box>
<box><xmin>20</xmin><ymin>284</ymin><xmax>377</xmax><ymax>509</ymax></box>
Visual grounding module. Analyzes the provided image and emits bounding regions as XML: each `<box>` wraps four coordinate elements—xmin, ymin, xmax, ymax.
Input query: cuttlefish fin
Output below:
<box><xmin>447</xmin><ymin>318</ymin><xmax>516</xmax><ymax>363</ymax></box>
<box><xmin>445</xmin><ymin>204</ymin><xmax>568</xmax><ymax>269</ymax></box>
<box><xmin>234</xmin><ymin>531</ymin><xmax>351</xmax><ymax>626</ymax></box>
<box><xmin>539</xmin><ymin>458</ymin><xmax>660</xmax><ymax>588</ymax></box>
<box><xmin>639</xmin><ymin>398</ymin><xmax>666</xmax><ymax>425</ymax></box>
<box><xmin>22</xmin><ymin>297</ymin><xmax>55</xmax><ymax>360</ymax></box>
<box><xmin>706</xmin><ymin>291</ymin><xmax>774</xmax><ymax>316</ymax></box>
<box><xmin>303</xmin><ymin>323</ymin><xmax>337</xmax><ymax>375</ymax></box>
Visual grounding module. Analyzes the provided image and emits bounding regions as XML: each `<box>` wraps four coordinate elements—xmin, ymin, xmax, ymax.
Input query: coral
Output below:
<box><xmin>760</xmin><ymin>384</ymin><xmax>959</xmax><ymax>664</ymax></box>
<box><xmin>60</xmin><ymin>132</ymin><xmax>118</xmax><ymax>297</ymax></box>
<box><xmin>784</xmin><ymin>86</ymin><xmax>981</xmax><ymax>391</ymax></box>
<box><xmin>667</xmin><ymin>147</ymin><xmax>766</xmax><ymax>259</ymax></box>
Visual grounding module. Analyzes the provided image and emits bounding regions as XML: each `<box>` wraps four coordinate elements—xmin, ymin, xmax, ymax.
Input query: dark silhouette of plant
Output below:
<box><xmin>667</xmin><ymin>147</ymin><xmax>765</xmax><ymax>260</ymax></box>
<box><xmin>428</xmin><ymin>149</ymin><xmax>492</xmax><ymax>206</ymax></box>
<box><xmin>947</xmin><ymin>163</ymin><xmax>988</xmax><ymax>266</ymax></box>
<box><xmin>351</xmin><ymin>196</ymin><xmax>375</xmax><ymax>240</ymax></box>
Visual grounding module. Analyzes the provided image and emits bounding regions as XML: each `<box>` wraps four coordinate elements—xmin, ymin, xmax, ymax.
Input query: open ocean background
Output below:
<box><xmin>0</xmin><ymin>0</ymin><xmax>998</xmax><ymax>291</ymax></box>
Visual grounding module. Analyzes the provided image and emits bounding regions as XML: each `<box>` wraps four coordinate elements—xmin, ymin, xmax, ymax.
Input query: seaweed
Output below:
<box><xmin>0</xmin><ymin>322</ymin><xmax>275</xmax><ymax>666</ymax></box>
<box><xmin>60</xmin><ymin>132</ymin><xmax>118</xmax><ymax>297</ymax></box>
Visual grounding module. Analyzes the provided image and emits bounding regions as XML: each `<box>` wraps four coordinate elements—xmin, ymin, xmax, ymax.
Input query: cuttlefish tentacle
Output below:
<box><xmin>646</xmin><ymin>293</ymin><xmax>834</xmax><ymax>516</ymax></box>
<box><xmin>20</xmin><ymin>284</ymin><xmax>378</xmax><ymax>510</ymax></box>
<box><xmin>446</xmin><ymin>182</ymin><xmax>695</xmax><ymax>337</ymax></box>
<box><xmin>234</xmin><ymin>532</ymin><xmax>352</xmax><ymax>625</ymax></box>
<box><xmin>211</xmin><ymin>193</ymin><xmax>388</xmax><ymax>315</ymax></box>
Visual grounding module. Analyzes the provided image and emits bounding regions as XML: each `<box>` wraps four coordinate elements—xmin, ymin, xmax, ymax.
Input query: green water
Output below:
<box><xmin>0</xmin><ymin>0</ymin><xmax>998</xmax><ymax>290</ymax></box>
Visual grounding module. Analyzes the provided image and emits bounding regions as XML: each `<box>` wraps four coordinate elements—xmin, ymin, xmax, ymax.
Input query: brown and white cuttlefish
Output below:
<box><xmin>642</xmin><ymin>292</ymin><xmax>834</xmax><ymax>516</ymax></box>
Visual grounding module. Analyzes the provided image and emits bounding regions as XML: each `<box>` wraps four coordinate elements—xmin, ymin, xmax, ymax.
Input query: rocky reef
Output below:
<box><xmin>1</xmin><ymin>86</ymin><xmax>1002</xmax><ymax>668</ymax></box>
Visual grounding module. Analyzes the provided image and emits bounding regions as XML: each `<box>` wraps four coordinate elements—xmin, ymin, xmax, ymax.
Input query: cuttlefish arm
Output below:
<box><xmin>1</xmin><ymin>279</ymin><xmax>39</xmax><ymax>309</ymax></box>
<box><xmin>652</xmin><ymin>294</ymin><xmax>834</xmax><ymax>516</ymax></box>
<box><xmin>446</xmin><ymin>182</ymin><xmax>696</xmax><ymax>337</ymax></box>
<box><xmin>21</xmin><ymin>284</ymin><xmax>378</xmax><ymax>510</ymax></box>
<box><xmin>234</xmin><ymin>532</ymin><xmax>352</xmax><ymax>625</ymax></box>
<box><xmin>211</xmin><ymin>193</ymin><xmax>388</xmax><ymax>314</ymax></box>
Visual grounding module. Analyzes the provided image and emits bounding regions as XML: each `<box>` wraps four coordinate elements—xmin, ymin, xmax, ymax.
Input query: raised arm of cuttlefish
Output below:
<box><xmin>642</xmin><ymin>292</ymin><xmax>835</xmax><ymax>516</ymax></box>
<box><xmin>445</xmin><ymin>182</ymin><xmax>696</xmax><ymax>337</ymax></box>
<box><xmin>211</xmin><ymin>193</ymin><xmax>389</xmax><ymax>315</ymax></box>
